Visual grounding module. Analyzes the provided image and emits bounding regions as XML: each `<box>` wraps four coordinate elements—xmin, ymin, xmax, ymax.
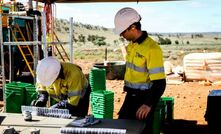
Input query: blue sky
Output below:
<box><xmin>54</xmin><ymin>0</ymin><xmax>221</xmax><ymax>33</ymax></box>
<box><xmin>7</xmin><ymin>0</ymin><xmax>221</xmax><ymax>33</ymax></box>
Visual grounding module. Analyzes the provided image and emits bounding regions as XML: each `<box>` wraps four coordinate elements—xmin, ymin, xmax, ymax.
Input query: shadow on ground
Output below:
<box><xmin>164</xmin><ymin>119</ymin><xmax>208</xmax><ymax>134</ymax></box>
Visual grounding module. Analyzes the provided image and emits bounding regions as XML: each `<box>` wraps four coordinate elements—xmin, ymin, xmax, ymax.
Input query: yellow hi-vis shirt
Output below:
<box><xmin>124</xmin><ymin>36</ymin><xmax>165</xmax><ymax>90</ymax></box>
<box><xmin>36</xmin><ymin>63</ymin><xmax>88</xmax><ymax>106</ymax></box>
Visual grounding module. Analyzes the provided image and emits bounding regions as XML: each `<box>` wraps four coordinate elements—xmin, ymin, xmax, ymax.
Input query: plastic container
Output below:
<box><xmin>157</xmin><ymin>99</ymin><xmax>167</xmax><ymax>126</ymax></box>
<box><xmin>5</xmin><ymin>82</ymin><xmax>33</xmax><ymax>113</ymax></box>
<box><xmin>25</xmin><ymin>86</ymin><xmax>37</xmax><ymax>106</ymax></box>
<box><xmin>89</xmin><ymin>67</ymin><xmax>106</xmax><ymax>91</ymax></box>
<box><xmin>161</xmin><ymin>97</ymin><xmax>174</xmax><ymax>123</ymax></box>
<box><xmin>93</xmin><ymin>113</ymin><xmax>113</xmax><ymax>119</ymax></box>
<box><xmin>153</xmin><ymin>108</ymin><xmax>162</xmax><ymax>134</ymax></box>
<box><xmin>90</xmin><ymin>90</ymin><xmax>114</xmax><ymax>119</ymax></box>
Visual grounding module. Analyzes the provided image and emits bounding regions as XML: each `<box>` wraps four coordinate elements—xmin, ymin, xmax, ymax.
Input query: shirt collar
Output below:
<box><xmin>133</xmin><ymin>31</ymin><xmax>148</xmax><ymax>44</ymax></box>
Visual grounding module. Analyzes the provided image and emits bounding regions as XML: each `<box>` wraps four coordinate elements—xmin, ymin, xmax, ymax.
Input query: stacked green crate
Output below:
<box><xmin>25</xmin><ymin>85</ymin><xmax>38</xmax><ymax>106</ymax></box>
<box><xmin>89</xmin><ymin>67</ymin><xmax>106</xmax><ymax>91</ymax></box>
<box><xmin>153</xmin><ymin>97</ymin><xmax>175</xmax><ymax>134</ymax></box>
<box><xmin>89</xmin><ymin>67</ymin><xmax>114</xmax><ymax>119</ymax></box>
<box><xmin>161</xmin><ymin>97</ymin><xmax>174</xmax><ymax>123</ymax></box>
<box><xmin>90</xmin><ymin>90</ymin><xmax>114</xmax><ymax>119</ymax></box>
<box><xmin>153</xmin><ymin>99</ymin><xmax>167</xmax><ymax>134</ymax></box>
<box><xmin>5</xmin><ymin>82</ymin><xmax>32</xmax><ymax>113</ymax></box>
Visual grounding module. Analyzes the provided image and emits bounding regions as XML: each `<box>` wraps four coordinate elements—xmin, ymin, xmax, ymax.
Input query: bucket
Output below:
<box><xmin>93</xmin><ymin>61</ymin><xmax>126</xmax><ymax>80</ymax></box>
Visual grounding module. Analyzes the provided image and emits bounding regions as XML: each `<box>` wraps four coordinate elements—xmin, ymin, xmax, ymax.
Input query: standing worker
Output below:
<box><xmin>114</xmin><ymin>7</ymin><xmax>166</xmax><ymax>134</ymax></box>
<box><xmin>31</xmin><ymin>56</ymin><xmax>91</xmax><ymax>117</ymax></box>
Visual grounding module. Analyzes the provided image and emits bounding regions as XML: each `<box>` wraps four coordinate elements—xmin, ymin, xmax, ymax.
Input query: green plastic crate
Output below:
<box><xmin>161</xmin><ymin>97</ymin><xmax>174</xmax><ymax>123</ymax></box>
<box><xmin>89</xmin><ymin>67</ymin><xmax>106</xmax><ymax>91</ymax></box>
<box><xmin>4</xmin><ymin>82</ymin><xmax>32</xmax><ymax>113</ymax></box>
<box><xmin>153</xmin><ymin>108</ymin><xmax>163</xmax><ymax>134</ymax></box>
<box><xmin>4</xmin><ymin>86</ymin><xmax>25</xmax><ymax>113</ymax></box>
<box><xmin>25</xmin><ymin>86</ymin><xmax>37</xmax><ymax>106</ymax></box>
<box><xmin>152</xmin><ymin>98</ymin><xmax>167</xmax><ymax>134</ymax></box>
<box><xmin>90</xmin><ymin>90</ymin><xmax>114</xmax><ymax>119</ymax></box>
<box><xmin>93</xmin><ymin>113</ymin><xmax>113</xmax><ymax>119</ymax></box>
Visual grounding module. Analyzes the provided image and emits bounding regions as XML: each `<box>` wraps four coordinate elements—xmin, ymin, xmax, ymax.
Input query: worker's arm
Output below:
<box><xmin>136</xmin><ymin>79</ymin><xmax>166</xmax><ymax>120</ymax></box>
<box><xmin>31</xmin><ymin>83</ymin><xmax>49</xmax><ymax>107</ymax></box>
<box><xmin>143</xmin><ymin>43</ymin><xmax>166</xmax><ymax>107</ymax></box>
<box><xmin>144</xmin><ymin>79</ymin><xmax>166</xmax><ymax>106</ymax></box>
<box><xmin>50</xmin><ymin>63</ymin><xmax>86</xmax><ymax>111</ymax></box>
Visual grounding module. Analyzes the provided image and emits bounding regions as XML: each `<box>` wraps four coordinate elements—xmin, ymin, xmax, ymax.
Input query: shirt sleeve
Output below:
<box><xmin>147</xmin><ymin>45</ymin><xmax>165</xmax><ymax>81</ymax></box>
<box><xmin>144</xmin><ymin>79</ymin><xmax>166</xmax><ymax>107</ymax></box>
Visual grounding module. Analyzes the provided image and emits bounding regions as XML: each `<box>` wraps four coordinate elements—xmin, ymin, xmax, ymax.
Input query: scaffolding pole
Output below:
<box><xmin>0</xmin><ymin>13</ymin><xmax>6</xmax><ymax>111</ymax></box>
<box><xmin>69</xmin><ymin>17</ymin><xmax>73</xmax><ymax>63</ymax></box>
<box><xmin>41</xmin><ymin>11</ymin><xmax>47</xmax><ymax>58</ymax></box>
<box><xmin>0</xmin><ymin>10</ymin><xmax>73</xmax><ymax>112</ymax></box>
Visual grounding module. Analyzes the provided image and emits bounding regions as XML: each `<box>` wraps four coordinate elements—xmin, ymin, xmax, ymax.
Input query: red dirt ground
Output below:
<box><xmin>1</xmin><ymin>60</ymin><xmax>220</xmax><ymax>132</ymax></box>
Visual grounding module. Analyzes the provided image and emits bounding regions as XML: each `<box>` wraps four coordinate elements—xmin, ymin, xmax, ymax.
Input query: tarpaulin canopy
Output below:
<box><xmin>35</xmin><ymin>0</ymin><xmax>175</xmax><ymax>3</ymax></box>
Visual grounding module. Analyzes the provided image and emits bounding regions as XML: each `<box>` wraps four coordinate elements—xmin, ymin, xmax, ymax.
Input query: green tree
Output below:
<box><xmin>78</xmin><ymin>34</ymin><xmax>86</xmax><ymax>43</ymax></box>
<box><xmin>186</xmin><ymin>41</ymin><xmax>190</xmax><ymax>44</ymax></box>
<box><xmin>175</xmin><ymin>40</ymin><xmax>179</xmax><ymax>44</ymax></box>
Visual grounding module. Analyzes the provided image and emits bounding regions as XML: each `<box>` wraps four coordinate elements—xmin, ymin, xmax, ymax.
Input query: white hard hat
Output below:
<box><xmin>36</xmin><ymin>57</ymin><xmax>61</xmax><ymax>87</ymax></box>
<box><xmin>114</xmin><ymin>7</ymin><xmax>141</xmax><ymax>35</ymax></box>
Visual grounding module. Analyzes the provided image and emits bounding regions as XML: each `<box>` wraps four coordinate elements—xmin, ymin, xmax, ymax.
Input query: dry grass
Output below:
<box><xmin>55</xmin><ymin>20</ymin><xmax>221</xmax><ymax>65</ymax></box>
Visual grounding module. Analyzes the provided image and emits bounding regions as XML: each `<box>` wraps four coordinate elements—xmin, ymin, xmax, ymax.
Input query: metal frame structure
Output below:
<box><xmin>0</xmin><ymin>11</ymin><xmax>73</xmax><ymax>112</ymax></box>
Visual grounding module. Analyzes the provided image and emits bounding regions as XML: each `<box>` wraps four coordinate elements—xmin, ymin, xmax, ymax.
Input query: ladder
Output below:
<box><xmin>10</xmin><ymin>23</ymin><xmax>35</xmax><ymax>77</ymax></box>
<box><xmin>53</xmin><ymin>31</ymin><xmax>70</xmax><ymax>62</ymax></box>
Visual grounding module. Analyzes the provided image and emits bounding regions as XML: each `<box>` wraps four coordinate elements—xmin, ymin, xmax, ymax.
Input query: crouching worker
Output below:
<box><xmin>31</xmin><ymin>56</ymin><xmax>91</xmax><ymax>117</ymax></box>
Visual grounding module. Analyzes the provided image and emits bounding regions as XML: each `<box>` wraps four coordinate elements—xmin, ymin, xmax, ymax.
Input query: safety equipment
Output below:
<box><xmin>36</xmin><ymin>57</ymin><xmax>61</xmax><ymax>87</ymax></box>
<box><xmin>114</xmin><ymin>7</ymin><xmax>141</xmax><ymax>35</ymax></box>
<box><xmin>124</xmin><ymin>35</ymin><xmax>165</xmax><ymax>90</ymax></box>
<box><xmin>31</xmin><ymin>92</ymin><xmax>48</xmax><ymax>107</ymax></box>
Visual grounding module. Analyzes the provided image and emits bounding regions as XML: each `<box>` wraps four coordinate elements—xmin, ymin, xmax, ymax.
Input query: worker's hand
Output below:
<box><xmin>50</xmin><ymin>100</ymin><xmax>68</xmax><ymax>109</ymax></box>
<box><xmin>136</xmin><ymin>104</ymin><xmax>151</xmax><ymax>120</ymax></box>
<box><xmin>31</xmin><ymin>99</ymin><xmax>47</xmax><ymax>107</ymax></box>
<box><xmin>31</xmin><ymin>92</ymin><xmax>48</xmax><ymax>107</ymax></box>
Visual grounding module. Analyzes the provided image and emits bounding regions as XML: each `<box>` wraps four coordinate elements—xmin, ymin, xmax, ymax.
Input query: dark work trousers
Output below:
<box><xmin>118</xmin><ymin>88</ymin><xmax>158</xmax><ymax>134</ymax></box>
<box><xmin>69</xmin><ymin>84</ymin><xmax>91</xmax><ymax>117</ymax></box>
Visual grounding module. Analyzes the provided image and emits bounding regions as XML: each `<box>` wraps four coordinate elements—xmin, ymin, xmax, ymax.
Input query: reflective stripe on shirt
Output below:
<box><xmin>126</xmin><ymin>62</ymin><xmax>147</xmax><ymax>72</ymax></box>
<box><xmin>50</xmin><ymin>80</ymin><xmax>89</xmax><ymax>100</ymax></box>
<box><xmin>68</xmin><ymin>79</ymin><xmax>88</xmax><ymax>98</ymax></box>
<box><xmin>149</xmin><ymin>67</ymin><xmax>165</xmax><ymax>75</ymax></box>
<box><xmin>124</xmin><ymin>80</ymin><xmax>153</xmax><ymax>90</ymax></box>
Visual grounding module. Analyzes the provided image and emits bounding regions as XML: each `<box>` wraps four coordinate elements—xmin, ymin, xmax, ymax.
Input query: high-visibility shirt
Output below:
<box><xmin>36</xmin><ymin>62</ymin><xmax>88</xmax><ymax>106</ymax></box>
<box><xmin>124</xmin><ymin>34</ymin><xmax>165</xmax><ymax>90</ymax></box>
